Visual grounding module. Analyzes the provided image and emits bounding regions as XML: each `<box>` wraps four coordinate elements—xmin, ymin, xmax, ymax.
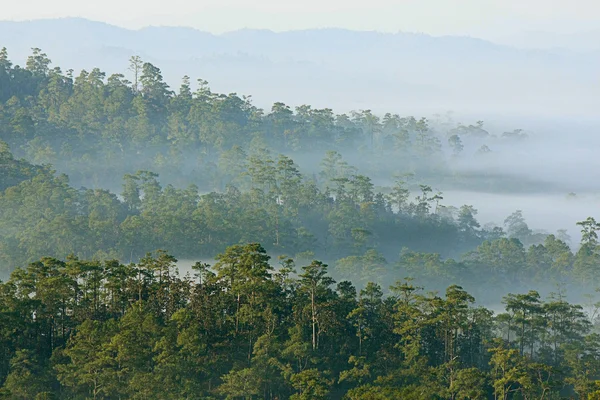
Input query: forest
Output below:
<box><xmin>3</xmin><ymin>244</ymin><xmax>600</xmax><ymax>399</ymax></box>
<box><xmin>1</xmin><ymin>47</ymin><xmax>600</xmax><ymax>398</ymax></box>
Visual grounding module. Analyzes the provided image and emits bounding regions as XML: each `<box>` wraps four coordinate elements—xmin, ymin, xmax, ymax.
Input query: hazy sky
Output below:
<box><xmin>3</xmin><ymin>0</ymin><xmax>599</xmax><ymax>37</ymax></box>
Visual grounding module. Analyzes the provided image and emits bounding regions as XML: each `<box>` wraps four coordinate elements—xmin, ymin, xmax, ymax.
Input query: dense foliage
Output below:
<box><xmin>0</xmin><ymin>48</ymin><xmax>584</xmax><ymax>292</ymax></box>
<box><xmin>2</xmin><ymin>244</ymin><xmax>600</xmax><ymax>399</ymax></box>
<box><xmin>0</xmin><ymin>47</ymin><xmax>526</xmax><ymax>192</ymax></box>
<box><xmin>2</xmin><ymin>47</ymin><xmax>600</xmax><ymax>398</ymax></box>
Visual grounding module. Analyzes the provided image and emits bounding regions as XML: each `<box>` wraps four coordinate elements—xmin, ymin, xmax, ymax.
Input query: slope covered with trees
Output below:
<box><xmin>0</xmin><ymin>46</ymin><xmax>540</xmax><ymax>192</ymax></box>
<box><xmin>1</xmin><ymin>47</ymin><xmax>599</xmax><ymax>295</ymax></box>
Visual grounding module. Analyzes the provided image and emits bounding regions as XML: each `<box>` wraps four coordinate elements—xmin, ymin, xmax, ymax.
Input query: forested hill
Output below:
<box><xmin>2</xmin><ymin>244</ymin><xmax>600</xmax><ymax>398</ymax></box>
<box><xmin>0</xmin><ymin>45</ymin><xmax>560</xmax><ymax>194</ymax></box>
<box><xmin>1</xmin><ymin>18</ymin><xmax>598</xmax><ymax>116</ymax></box>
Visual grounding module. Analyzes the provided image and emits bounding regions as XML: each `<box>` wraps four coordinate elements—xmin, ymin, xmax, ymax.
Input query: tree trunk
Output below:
<box><xmin>311</xmin><ymin>289</ymin><xmax>316</xmax><ymax>351</ymax></box>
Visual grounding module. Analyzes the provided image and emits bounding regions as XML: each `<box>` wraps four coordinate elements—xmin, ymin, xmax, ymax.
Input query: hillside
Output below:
<box><xmin>1</xmin><ymin>18</ymin><xmax>598</xmax><ymax>116</ymax></box>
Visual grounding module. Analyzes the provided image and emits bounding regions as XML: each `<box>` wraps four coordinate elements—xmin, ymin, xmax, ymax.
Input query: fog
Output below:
<box><xmin>290</xmin><ymin>115</ymin><xmax>600</xmax><ymax>248</ymax></box>
<box><xmin>441</xmin><ymin>191</ymin><xmax>590</xmax><ymax>243</ymax></box>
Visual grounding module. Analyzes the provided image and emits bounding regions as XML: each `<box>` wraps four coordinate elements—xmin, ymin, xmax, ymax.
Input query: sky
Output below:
<box><xmin>3</xmin><ymin>0</ymin><xmax>600</xmax><ymax>38</ymax></box>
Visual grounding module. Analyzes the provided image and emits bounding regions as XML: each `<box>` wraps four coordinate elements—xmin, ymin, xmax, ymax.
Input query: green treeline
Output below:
<box><xmin>2</xmin><ymin>244</ymin><xmax>600</xmax><ymax>399</ymax></box>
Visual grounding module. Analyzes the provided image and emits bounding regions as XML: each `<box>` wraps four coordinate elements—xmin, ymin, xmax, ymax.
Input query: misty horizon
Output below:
<box><xmin>2</xmin><ymin>17</ymin><xmax>599</xmax><ymax>119</ymax></box>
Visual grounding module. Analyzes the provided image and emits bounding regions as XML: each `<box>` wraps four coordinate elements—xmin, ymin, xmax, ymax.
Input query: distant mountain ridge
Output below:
<box><xmin>0</xmin><ymin>17</ymin><xmax>517</xmax><ymax>59</ymax></box>
<box><xmin>0</xmin><ymin>17</ymin><xmax>598</xmax><ymax>118</ymax></box>
<box><xmin>494</xmin><ymin>29</ymin><xmax>600</xmax><ymax>52</ymax></box>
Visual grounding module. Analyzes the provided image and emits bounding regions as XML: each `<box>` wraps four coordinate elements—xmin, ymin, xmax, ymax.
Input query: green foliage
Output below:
<box><xmin>2</xmin><ymin>47</ymin><xmax>600</xmax><ymax>399</ymax></box>
<box><xmin>0</xmin><ymin>244</ymin><xmax>599</xmax><ymax>398</ymax></box>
